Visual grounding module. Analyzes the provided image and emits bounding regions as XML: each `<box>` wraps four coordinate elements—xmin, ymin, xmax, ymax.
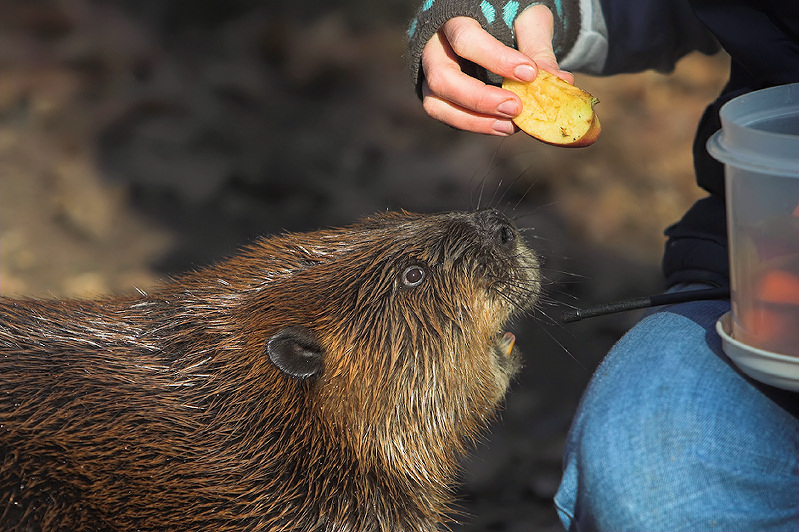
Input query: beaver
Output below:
<box><xmin>0</xmin><ymin>208</ymin><xmax>540</xmax><ymax>531</ymax></box>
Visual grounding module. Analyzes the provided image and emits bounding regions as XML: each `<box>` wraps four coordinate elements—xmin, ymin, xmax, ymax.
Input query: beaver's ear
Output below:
<box><xmin>266</xmin><ymin>326</ymin><xmax>323</xmax><ymax>380</ymax></box>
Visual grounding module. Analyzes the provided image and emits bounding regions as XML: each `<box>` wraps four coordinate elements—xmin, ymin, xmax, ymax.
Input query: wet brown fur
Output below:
<box><xmin>0</xmin><ymin>209</ymin><xmax>540</xmax><ymax>531</ymax></box>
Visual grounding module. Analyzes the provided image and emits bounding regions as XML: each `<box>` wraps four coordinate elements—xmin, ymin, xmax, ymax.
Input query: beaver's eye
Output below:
<box><xmin>402</xmin><ymin>265</ymin><xmax>426</xmax><ymax>288</ymax></box>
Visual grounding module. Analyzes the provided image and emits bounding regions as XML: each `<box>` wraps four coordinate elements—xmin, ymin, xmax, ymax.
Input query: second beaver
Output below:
<box><xmin>0</xmin><ymin>209</ymin><xmax>540</xmax><ymax>531</ymax></box>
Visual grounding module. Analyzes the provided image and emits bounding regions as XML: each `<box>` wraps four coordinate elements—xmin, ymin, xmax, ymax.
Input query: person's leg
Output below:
<box><xmin>554</xmin><ymin>289</ymin><xmax>799</xmax><ymax>531</ymax></box>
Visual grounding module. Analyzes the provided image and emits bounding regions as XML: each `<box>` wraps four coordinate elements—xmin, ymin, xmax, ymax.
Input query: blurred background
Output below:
<box><xmin>0</xmin><ymin>0</ymin><xmax>729</xmax><ymax>529</ymax></box>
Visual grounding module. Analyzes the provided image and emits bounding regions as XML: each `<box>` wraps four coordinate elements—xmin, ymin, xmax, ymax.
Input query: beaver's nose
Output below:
<box><xmin>473</xmin><ymin>209</ymin><xmax>517</xmax><ymax>251</ymax></box>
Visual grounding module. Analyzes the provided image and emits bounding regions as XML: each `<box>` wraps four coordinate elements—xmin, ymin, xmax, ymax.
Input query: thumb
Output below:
<box><xmin>514</xmin><ymin>4</ymin><xmax>574</xmax><ymax>84</ymax></box>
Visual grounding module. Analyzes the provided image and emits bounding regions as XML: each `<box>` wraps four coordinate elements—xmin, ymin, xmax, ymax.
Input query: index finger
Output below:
<box><xmin>441</xmin><ymin>17</ymin><xmax>537</xmax><ymax>82</ymax></box>
<box><xmin>422</xmin><ymin>28</ymin><xmax>524</xmax><ymax>117</ymax></box>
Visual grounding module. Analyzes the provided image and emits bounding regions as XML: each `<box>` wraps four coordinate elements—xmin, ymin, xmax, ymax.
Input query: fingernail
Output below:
<box><xmin>496</xmin><ymin>99</ymin><xmax>520</xmax><ymax>117</ymax></box>
<box><xmin>513</xmin><ymin>64</ymin><xmax>535</xmax><ymax>82</ymax></box>
<box><xmin>492</xmin><ymin>120</ymin><xmax>515</xmax><ymax>135</ymax></box>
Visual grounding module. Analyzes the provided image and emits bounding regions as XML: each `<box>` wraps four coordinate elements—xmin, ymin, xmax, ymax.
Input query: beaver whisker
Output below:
<box><xmin>492</xmin><ymin>289</ymin><xmax>538</xmax><ymax>316</ymax></box>
<box><xmin>510</xmin><ymin>180</ymin><xmax>540</xmax><ymax>213</ymax></box>
<box><xmin>536</xmin><ymin>267</ymin><xmax>587</xmax><ymax>281</ymax></box>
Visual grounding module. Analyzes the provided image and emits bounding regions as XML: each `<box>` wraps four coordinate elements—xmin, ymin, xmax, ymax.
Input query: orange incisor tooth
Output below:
<box><xmin>497</xmin><ymin>332</ymin><xmax>515</xmax><ymax>357</ymax></box>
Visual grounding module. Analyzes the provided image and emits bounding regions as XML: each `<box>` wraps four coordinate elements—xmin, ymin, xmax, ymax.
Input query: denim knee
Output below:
<box><xmin>555</xmin><ymin>300</ymin><xmax>799</xmax><ymax>531</ymax></box>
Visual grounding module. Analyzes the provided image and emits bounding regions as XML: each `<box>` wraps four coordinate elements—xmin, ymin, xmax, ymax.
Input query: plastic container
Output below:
<box><xmin>716</xmin><ymin>312</ymin><xmax>799</xmax><ymax>391</ymax></box>
<box><xmin>707</xmin><ymin>83</ymin><xmax>799</xmax><ymax>365</ymax></box>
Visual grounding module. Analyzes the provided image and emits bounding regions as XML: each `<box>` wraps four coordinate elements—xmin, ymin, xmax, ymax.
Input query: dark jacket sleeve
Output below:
<box><xmin>663</xmin><ymin>0</ymin><xmax>799</xmax><ymax>289</ymax></box>
<box><xmin>597</xmin><ymin>0</ymin><xmax>719</xmax><ymax>75</ymax></box>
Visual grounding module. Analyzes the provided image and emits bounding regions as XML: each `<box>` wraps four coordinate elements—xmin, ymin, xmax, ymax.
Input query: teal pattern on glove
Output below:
<box><xmin>503</xmin><ymin>1</ymin><xmax>519</xmax><ymax>31</ymax></box>
<box><xmin>481</xmin><ymin>1</ymin><xmax>496</xmax><ymax>24</ymax></box>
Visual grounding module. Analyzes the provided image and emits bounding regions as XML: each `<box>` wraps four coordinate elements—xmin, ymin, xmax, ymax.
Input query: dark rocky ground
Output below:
<box><xmin>0</xmin><ymin>1</ymin><xmax>729</xmax><ymax>529</ymax></box>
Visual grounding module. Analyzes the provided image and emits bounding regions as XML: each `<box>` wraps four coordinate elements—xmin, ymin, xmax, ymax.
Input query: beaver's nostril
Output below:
<box><xmin>473</xmin><ymin>209</ymin><xmax>517</xmax><ymax>250</ymax></box>
<box><xmin>497</xmin><ymin>223</ymin><xmax>515</xmax><ymax>247</ymax></box>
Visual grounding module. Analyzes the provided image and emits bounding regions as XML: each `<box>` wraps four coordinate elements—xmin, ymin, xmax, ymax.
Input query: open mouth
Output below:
<box><xmin>491</xmin><ymin>330</ymin><xmax>522</xmax><ymax>381</ymax></box>
<box><xmin>495</xmin><ymin>331</ymin><xmax>516</xmax><ymax>358</ymax></box>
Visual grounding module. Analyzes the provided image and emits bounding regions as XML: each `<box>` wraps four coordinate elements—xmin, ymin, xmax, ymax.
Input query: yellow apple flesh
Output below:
<box><xmin>503</xmin><ymin>71</ymin><xmax>600</xmax><ymax>147</ymax></box>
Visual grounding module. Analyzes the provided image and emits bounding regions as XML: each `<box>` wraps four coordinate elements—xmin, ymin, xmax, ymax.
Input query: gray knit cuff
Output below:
<box><xmin>407</xmin><ymin>0</ymin><xmax>582</xmax><ymax>98</ymax></box>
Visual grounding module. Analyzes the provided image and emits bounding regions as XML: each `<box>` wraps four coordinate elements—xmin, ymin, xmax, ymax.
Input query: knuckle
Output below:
<box><xmin>470</xmin><ymin>91</ymin><xmax>495</xmax><ymax>113</ymax></box>
<box><xmin>443</xmin><ymin>17</ymin><xmax>478</xmax><ymax>53</ymax></box>
<box><xmin>446</xmin><ymin>24</ymin><xmax>471</xmax><ymax>53</ymax></box>
<box><xmin>423</xmin><ymin>69</ymin><xmax>448</xmax><ymax>95</ymax></box>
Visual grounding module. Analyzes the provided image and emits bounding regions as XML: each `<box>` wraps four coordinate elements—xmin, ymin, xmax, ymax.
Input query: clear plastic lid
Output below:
<box><xmin>707</xmin><ymin>83</ymin><xmax>799</xmax><ymax>177</ymax></box>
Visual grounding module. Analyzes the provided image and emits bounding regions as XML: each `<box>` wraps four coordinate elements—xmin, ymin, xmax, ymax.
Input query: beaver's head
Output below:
<box><xmin>214</xmin><ymin>209</ymin><xmax>539</xmax><ymax>491</ymax></box>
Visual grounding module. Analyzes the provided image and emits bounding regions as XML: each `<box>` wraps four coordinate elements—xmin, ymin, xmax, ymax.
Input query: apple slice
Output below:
<box><xmin>503</xmin><ymin>70</ymin><xmax>600</xmax><ymax>147</ymax></box>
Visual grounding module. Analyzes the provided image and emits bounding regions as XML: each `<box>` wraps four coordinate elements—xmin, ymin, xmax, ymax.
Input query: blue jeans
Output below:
<box><xmin>554</xmin><ymin>286</ymin><xmax>799</xmax><ymax>531</ymax></box>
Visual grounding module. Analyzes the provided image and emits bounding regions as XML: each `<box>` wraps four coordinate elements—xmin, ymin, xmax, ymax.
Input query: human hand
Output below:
<box><xmin>420</xmin><ymin>5</ymin><xmax>573</xmax><ymax>136</ymax></box>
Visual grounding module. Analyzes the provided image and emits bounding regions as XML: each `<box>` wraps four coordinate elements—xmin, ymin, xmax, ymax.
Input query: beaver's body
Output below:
<box><xmin>0</xmin><ymin>209</ymin><xmax>539</xmax><ymax>531</ymax></box>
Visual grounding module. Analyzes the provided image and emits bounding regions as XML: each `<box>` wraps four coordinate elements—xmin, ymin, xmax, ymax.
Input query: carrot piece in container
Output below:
<box><xmin>740</xmin><ymin>308</ymin><xmax>789</xmax><ymax>345</ymax></box>
<box><xmin>757</xmin><ymin>270</ymin><xmax>799</xmax><ymax>305</ymax></box>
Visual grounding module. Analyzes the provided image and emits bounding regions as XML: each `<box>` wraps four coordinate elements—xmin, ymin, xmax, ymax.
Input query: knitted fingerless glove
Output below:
<box><xmin>407</xmin><ymin>0</ymin><xmax>581</xmax><ymax>97</ymax></box>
